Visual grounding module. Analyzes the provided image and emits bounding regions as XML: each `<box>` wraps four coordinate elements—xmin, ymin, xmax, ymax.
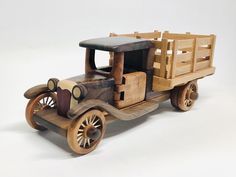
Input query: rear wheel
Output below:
<box><xmin>170</xmin><ymin>80</ymin><xmax>198</xmax><ymax>111</ymax></box>
<box><xmin>25</xmin><ymin>92</ymin><xmax>57</xmax><ymax>130</ymax></box>
<box><xmin>67</xmin><ymin>109</ymin><xmax>106</xmax><ymax>155</ymax></box>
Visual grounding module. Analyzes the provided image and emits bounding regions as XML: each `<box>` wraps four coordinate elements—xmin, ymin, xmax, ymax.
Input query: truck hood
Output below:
<box><xmin>67</xmin><ymin>73</ymin><xmax>109</xmax><ymax>84</ymax></box>
<box><xmin>57</xmin><ymin>72</ymin><xmax>115</xmax><ymax>117</ymax></box>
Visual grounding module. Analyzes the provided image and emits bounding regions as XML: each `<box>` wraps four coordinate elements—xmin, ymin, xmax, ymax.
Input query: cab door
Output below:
<box><xmin>114</xmin><ymin>72</ymin><xmax>146</xmax><ymax>108</ymax></box>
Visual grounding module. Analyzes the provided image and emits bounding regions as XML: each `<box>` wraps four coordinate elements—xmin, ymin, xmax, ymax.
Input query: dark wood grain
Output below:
<box><xmin>85</xmin><ymin>48</ymin><xmax>96</xmax><ymax>74</ymax></box>
<box><xmin>33</xmin><ymin>109</ymin><xmax>72</xmax><ymax>136</ymax></box>
<box><xmin>79</xmin><ymin>37</ymin><xmax>154</xmax><ymax>52</ymax></box>
<box><xmin>24</xmin><ymin>84</ymin><xmax>49</xmax><ymax>99</ymax></box>
<box><xmin>111</xmin><ymin>52</ymin><xmax>124</xmax><ymax>85</ymax></box>
<box><xmin>67</xmin><ymin>98</ymin><xmax>160</xmax><ymax>121</ymax></box>
<box><xmin>57</xmin><ymin>87</ymin><xmax>71</xmax><ymax>117</ymax></box>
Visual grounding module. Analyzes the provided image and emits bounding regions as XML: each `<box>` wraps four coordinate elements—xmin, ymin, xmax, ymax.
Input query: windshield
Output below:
<box><xmin>94</xmin><ymin>50</ymin><xmax>112</xmax><ymax>73</ymax></box>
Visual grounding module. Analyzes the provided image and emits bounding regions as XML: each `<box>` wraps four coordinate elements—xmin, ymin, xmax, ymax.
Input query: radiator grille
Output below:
<box><xmin>57</xmin><ymin>87</ymin><xmax>71</xmax><ymax>117</ymax></box>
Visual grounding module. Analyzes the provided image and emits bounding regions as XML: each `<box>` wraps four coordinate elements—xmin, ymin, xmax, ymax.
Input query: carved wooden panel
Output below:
<box><xmin>115</xmin><ymin>72</ymin><xmax>146</xmax><ymax>108</ymax></box>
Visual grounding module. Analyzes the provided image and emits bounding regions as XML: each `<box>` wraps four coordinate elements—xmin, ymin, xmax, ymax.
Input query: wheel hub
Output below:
<box><xmin>85</xmin><ymin>126</ymin><xmax>101</xmax><ymax>141</ymax></box>
<box><xmin>190</xmin><ymin>92</ymin><xmax>198</xmax><ymax>100</ymax></box>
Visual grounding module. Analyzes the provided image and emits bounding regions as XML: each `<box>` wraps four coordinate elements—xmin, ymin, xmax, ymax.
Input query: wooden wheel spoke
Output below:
<box><xmin>184</xmin><ymin>99</ymin><xmax>192</xmax><ymax>107</ymax></box>
<box><xmin>49</xmin><ymin>102</ymin><xmax>56</xmax><ymax>107</ymax></box>
<box><xmin>87</xmin><ymin>116</ymin><xmax>91</xmax><ymax>124</ymax></box>
<box><xmin>188</xmin><ymin>100</ymin><xmax>192</xmax><ymax>106</ymax></box>
<box><xmin>77</xmin><ymin>135</ymin><xmax>83</xmax><ymax>142</ymax></box>
<box><xmin>85</xmin><ymin>117</ymin><xmax>89</xmax><ymax>126</ymax></box>
<box><xmin>83</xmin><ymin>138</ymin><xmax>87</xmax><ymax>148</ymax></box>
<box><xmin>94</xmin><ymin>124</ymin><xmax>101</xmax><ymax>128</ymax></box>
<box><xmin>45</xmin><ymin>96</ymin><xmax>49</xmax><ymax>104</ymax></box>
<box><xmin>88</xmin><ymin>138</ymin><xmax>91</xmax><ymax>146</ymax></box>
<box><xmin>81</xmin><ymin>123</ymin><xmax>86</xmax><ymax>128</ymax></box>
<box><xmin>78</xmin><ymin>137</ymin><xmax>84</xmax><ymax>146</ymax></box>
<box><xmin>47</xmin><ymin>98</ymin><xmax>54</xmax><ymax>106</ymax></box>
<box><xmin>78</xmin><ymin>129</ymin><xmax>84</xmax><ymax>132</ymax></box>
<box><xmin>90</xmin><ymin>115</ymin><xmax>96</xmax><ymax>124</ymax></box>
<box><xmin>42</xmin><ymin>98</ymin><xmax>45</xmax><ymax>104</ymax></box>
<box><xmin>77</xmin><ymin>133</ymin><xmax>83</xmax><ymax>137</ymax></box>
<box><xmin>39</xmin><ymin>100</ymin><xmax>43</xmax><ymax>105</ymax></box>
<box><xmin>184</xmin><ymin>99</ymin><xmax>188</xmax><ymax>106</ymax></box>
<box><xmin>49</xmin><ymin>100</ymin><xmax>56</xmax><ymax>107</ymax></box>
<box><xmin>92</xmin><ymin>119</ymin><xmax>99</xmax><ymax>126</ymax></box>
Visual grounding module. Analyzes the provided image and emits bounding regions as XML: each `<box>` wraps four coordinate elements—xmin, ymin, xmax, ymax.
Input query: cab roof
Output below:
<box><xmin>79</xmin><ymin>36</ymin><xmax>154</xmax><ymax>52</ymax></box>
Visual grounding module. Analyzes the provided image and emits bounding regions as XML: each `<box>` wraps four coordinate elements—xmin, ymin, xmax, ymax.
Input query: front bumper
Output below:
<box><xmin>33</xmin><ymin>108</ymin><xmax>73</xmax><ymax>137</ymax></box>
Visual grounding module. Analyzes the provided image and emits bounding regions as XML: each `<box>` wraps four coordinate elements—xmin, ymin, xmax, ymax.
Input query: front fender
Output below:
<box><xmin>24</xmin><ymin>84</ymin><xmax>50</xmax><ymax>99</ymax></box>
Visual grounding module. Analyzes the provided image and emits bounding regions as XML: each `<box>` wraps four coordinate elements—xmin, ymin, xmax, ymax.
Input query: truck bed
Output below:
<box><xmin>111</xmin><ymin>31</ymin><xmax>216</xmax><ymax>91</ymax></box>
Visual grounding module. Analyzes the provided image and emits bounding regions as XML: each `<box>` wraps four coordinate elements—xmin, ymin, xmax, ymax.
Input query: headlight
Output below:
<box><xmin>72</xmin><ymin>85</ymin><xmax>81</xmax><ymax>100</ymax></box>
<box><xmin>47</xmin><ymin>78</ymin><xmax>59</xmax><ymax>92</ymax></box>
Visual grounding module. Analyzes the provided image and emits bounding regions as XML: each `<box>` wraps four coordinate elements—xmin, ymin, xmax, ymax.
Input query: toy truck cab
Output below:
<box><xmin>79</xmin><ymin>37</ymin><xmax>155</xmax><ymax>108</ymax></box>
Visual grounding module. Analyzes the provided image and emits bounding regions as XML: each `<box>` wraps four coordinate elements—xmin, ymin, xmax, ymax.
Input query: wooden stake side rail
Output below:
<box><xmin>110</xmin><ymin>30</ymin><xmax>216</xmax><ymax>91</ymax></box>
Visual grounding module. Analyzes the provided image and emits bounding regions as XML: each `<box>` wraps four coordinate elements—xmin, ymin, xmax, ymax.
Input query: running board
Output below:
<box><xmin>68</xmin><ymin>99</ymin><xmax>160</xmax><ymax>121</ymax></box>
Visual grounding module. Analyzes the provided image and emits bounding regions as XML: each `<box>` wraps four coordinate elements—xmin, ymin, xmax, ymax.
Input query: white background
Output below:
<box><xmin>0</xmin><ymin>0</ymin><xmax>236</xmax><ymax>177</ymax></box>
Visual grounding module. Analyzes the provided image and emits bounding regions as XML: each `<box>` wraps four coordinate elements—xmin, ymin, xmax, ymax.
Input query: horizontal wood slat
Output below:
<box><xmin>134</xmin><ymin>32</ymin><xmax>161</xmax><ymax>39</ymax></box>
<box><xmin>153</xmin><ymin>68</ymin><xmax>169</xmax><ymax>77</ymax></box>
<box><xmin>197</xmin><ymin>37</ymin><xmax>212</xmax><ymax>46</ymax></box>
<box><xmin>154</xmin><ymin>54</ymin><xmax>171</xmax><ymax>64</ymax></box>
<box><xmin>175</xmin><ymin>52</ymin><xmax>192</xmax><ymax>62</ymax></box>
<box><xmin>196</xmin><ymin>60</ymin><xmax>210</xmax><ymax>70</ymax></box>
<box><xmin>176</xmin><ymin>39</ymin><xmax>194</xmax><ymax>50</ymax></box>
<box><xmin>178</xmin><ymin>47</ymin><xmax>192</xmax><ymax>52</ymax></box>
<box><xmin>163</xmin><ymin>32</ymin><xmax>210</xmax><ymax>40</ymax></box>
<box><xmin>175</xmin><ymin>64</ymin><xmax>192</xmax><ymax>76</ymax></box>
<box><xmin>196</xmin><ymin>49</ymin><xmax>211</xmax><ymax>58</ymax></box>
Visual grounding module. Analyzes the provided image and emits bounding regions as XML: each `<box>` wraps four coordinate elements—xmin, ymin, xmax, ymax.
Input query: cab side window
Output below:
<box><xmin>124</xmin><ymin>49</ymin><xmax>149</xmax><ymax>73</ymax></box>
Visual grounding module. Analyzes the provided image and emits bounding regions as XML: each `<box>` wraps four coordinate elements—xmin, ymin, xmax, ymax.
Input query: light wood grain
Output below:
<box><xmin>115</xmin><ymin>72</ymin><xmax>146</xmax><ymax>108</ymax></box>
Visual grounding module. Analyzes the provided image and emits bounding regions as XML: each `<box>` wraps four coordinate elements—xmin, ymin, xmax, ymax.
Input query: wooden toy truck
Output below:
<box><xmin>24</xmin><ymin>31</ymin><xmax>216</xmax><ymax>155</ymax></box>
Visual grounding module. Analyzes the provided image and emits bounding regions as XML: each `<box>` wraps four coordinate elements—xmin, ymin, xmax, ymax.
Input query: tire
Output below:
<box><xmin>25</xmin><ymin>92</ymin><xmax>57</xmax><ymax>130</ymax></box>
<box><xmin>67</xmin><ymin>109</ymin><xmax>106</xmax><ymax>155</ymax></box>
<box><xmin>170</xmin><ymin>86</ymin><xmax>180</xmax><ymax>110</ymax></box>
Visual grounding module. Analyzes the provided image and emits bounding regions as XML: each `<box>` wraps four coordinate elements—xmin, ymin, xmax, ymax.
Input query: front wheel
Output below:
<box><xmin>25</xmin><ymin>92</ymin><xmax>57</xmax><ymax>130</ymax></box>
<box><xmin>67</xmin><ymin>109</ymin><xmax>106</xmax><ymax>155</ymax></box>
